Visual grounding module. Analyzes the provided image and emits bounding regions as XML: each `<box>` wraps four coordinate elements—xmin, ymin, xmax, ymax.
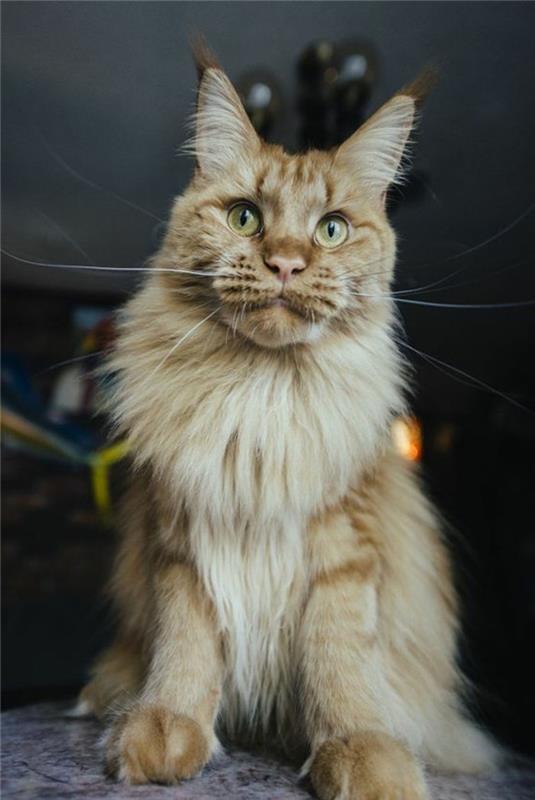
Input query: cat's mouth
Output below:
<box><xmin>218</xmin><ymin>290</ymin><xmax>323</xmax><ymax>348</ymax></box>
<box><xmin>247</xmin><ymin>295</ymin><xmax>310</xmax><ymax>320</ymax></box>
<box><xmin>213</xmin><ymin>272</ymin><xmax>329</xmax><ymax>325</ymax></box>
<box><xmin>266</xmin><ymin>298</ymin><xmax>289</xmax><ymax>309</ymax></box>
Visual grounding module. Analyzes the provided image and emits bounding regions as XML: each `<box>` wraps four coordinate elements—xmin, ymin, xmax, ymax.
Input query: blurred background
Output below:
<box><xmin>2</xmin><ymin>1</ymin><xmax>534</xmax><ymax>758</ymax></box>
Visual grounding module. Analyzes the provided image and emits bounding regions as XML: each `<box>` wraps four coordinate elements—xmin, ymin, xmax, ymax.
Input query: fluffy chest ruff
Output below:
<box><xmin>109</xmin><ymin>289</ymin><xmax>405</xmax><ymax>734</ymax></box>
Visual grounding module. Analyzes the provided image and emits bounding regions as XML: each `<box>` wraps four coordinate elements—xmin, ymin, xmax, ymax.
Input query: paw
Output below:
<box><xmin>106</xmin><ymin>705</ymin><xmax>210</xmax><ymax>784</ymax></box>
<box><xmin>72</xmin><ymin>679</ymin><xmax>114</xmax><ymax>719</ymax></box>
<box><xmin>310</xmin><ymin>731</ymin><xmax>428</xmax><ymax>800</ymax></box>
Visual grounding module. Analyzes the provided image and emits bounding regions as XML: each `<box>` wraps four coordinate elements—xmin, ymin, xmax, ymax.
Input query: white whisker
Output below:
<box><xmin>337</xmin><ymin>203</ymin><xmax>534</xmax><ymax>295</ymax></box>
<box><xmin>146</xmin><ymin>306</ymin><xmax>220</xmax><ymax>382</ymax></box>
<box><xmin>395</xmin><ymin>297</ymin><xmax>535</xmax><ymax>310</ymax></box>
<box><xmin>349</xmin><ymin>288</ymin><xmax>535</xmax><ymax>310</ymax></box>
<box><xmin>393</xmin><ymin>334</ymin><xmax>533</xmax><ymax>415</ymax></box>
<box><xmin>392</xmin><ymin>201</ymin><xmax>535</xmax><ymax>296</ymax></box>
<box><xmin>34</xmin><ymin>126</ymin><xmax>165</xmax><ymax>225</ymax></box>
<box><xmin>39</xmin><ymin>350</ymin><xmax>107</xmax><ymax>375</ymax></box>
<box><xmin>34</xmin><ymin>209</ymin><xmax>94</xmax><ymax>265</ymax></box>
<box><xmin>1</xmin><ymin>249</ymin><xmax>219</xmax><ymax>278</ymax></box>
<box><xmin>392</xmin><ymin>256</ymin><xmax>531</xmax><ymax>297</ymax></box>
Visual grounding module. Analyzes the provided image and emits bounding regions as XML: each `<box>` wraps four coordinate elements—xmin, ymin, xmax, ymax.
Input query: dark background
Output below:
<box><xmin>2</xmin><ymin>1</ymin><xmax>534</xmax><ymax>758</ymax></box>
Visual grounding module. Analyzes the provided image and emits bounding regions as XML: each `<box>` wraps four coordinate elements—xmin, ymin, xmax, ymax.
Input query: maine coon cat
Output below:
<box><xmin>77</xmin><ymin>45</ymin><xmax>499</xmax><ymax>799</ymax></box>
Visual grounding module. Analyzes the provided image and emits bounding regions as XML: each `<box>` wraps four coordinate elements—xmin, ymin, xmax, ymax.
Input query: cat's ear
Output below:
<box><xmin>189</xmin><ymin>40</ymin><xmax>260</xmax><ymax>178</ymax></box>
<box><xmin>335</xmin><ymin>72</ymin><xmax>434</xmax><ymax>199</ymax></box>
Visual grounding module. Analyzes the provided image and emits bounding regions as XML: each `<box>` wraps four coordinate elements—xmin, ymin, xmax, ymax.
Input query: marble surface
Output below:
<box><xmin>2</xmin><ymin>703</ymin><xmax>535</xmax><ymax>799</ymax></box>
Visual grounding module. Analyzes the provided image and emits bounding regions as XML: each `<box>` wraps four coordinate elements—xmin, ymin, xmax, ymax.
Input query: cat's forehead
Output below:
<box><xmin>254</xmin><ymin>147</ymin><xmax>335</xmax><ymax>212</ymax></box>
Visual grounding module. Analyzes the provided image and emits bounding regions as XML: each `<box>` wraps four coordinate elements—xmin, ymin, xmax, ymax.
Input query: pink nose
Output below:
<box><xmin>264</xmin><ymin>254</ymin><xmax>306</xmax><ymax>283</ymax></box>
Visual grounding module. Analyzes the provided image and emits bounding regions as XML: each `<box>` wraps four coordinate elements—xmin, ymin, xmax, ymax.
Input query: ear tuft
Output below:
<box><xmin>190</xmin><ymin>33</ymin><xmax>221</xmax><ymax>82</ymax></box>
<box><xmin>334</xmin><ymin>70</ymin><xmax>434</xmax><ymax>196</ymax></box>
<box><xmin>398</xmin><ymin>65</ymin><xmax>438</xmax><ymax>109</ymax></box>
<box><xmin>184</xmin><ymin>39</ymin><xmax>260</xmax><ymax>179</ymax></box>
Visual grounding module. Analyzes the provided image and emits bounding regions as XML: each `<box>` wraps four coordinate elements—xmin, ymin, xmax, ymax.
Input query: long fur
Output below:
<box><xmin>78</xmin><ymin>54</ymin><xmax>500</xmax><ymax>798</ymax></box>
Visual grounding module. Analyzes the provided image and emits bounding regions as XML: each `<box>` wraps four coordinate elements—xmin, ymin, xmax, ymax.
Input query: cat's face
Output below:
<box><xmin>158</xmin><ymin>58</ymin><xmax>418</xmax><ymax>349</ymax></box>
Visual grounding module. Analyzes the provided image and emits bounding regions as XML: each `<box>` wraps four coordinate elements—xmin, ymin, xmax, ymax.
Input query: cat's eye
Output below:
<box><xmin>227</xmin><ymin>203</ymin><xmax>262</xmax><ymax>237</ymax></box>
<box><xmin>315</xmin><ymin>214</ymin><xmax>349</xmax><ymax>249</ymax></box>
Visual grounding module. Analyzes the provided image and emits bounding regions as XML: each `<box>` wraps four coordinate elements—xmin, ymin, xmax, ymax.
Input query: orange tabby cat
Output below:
<box><xmin>77</xmin><ymin>46</ymin><xmax>499</xmax><ymax>798</ymax></box>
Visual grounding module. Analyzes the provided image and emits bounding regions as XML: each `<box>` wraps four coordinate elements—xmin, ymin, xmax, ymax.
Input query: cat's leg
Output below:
<box><xmin>299</xmin><ymin>510</ymin><xmax>428</xmax><ymax>800</ymax></box>
<box><xmin>105</xmin><ymin>561</ymin><xmax>223</xmax><ymax>785</ymax></box>
<box><xmin>74</xmin><ymin>638</ymin><xmax>144</xmax><ymax>718</ymax></box>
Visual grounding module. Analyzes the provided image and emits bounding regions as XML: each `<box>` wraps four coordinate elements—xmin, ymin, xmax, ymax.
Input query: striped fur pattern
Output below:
<box><xmin>78</xmin><ymin>51</ymin><xmax>499</xmax><ymax>798</ymax></box>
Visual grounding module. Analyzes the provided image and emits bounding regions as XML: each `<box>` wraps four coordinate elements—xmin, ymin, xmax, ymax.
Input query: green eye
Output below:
<box><xmin>315</xmin><ymin>214</ymin><xmax>349</xmax><ymax>248</ymax></box>
<box><xmin>227</xmin><ymin>203</ymin><xmax>262</xmax><ymax>237</ymax></box>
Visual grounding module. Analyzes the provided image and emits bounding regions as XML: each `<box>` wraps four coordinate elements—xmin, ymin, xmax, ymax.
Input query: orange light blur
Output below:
<box><xmin>391</xmin><ymin>417</ymin><xmax>423</xmax><ymax>462</ymax></box>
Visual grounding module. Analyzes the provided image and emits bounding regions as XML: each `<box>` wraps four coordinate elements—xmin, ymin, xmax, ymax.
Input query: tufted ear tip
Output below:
<box><xmin>190</xmin><ymin>33</ymin><xmax>221</xmax><ymax>82</ymax></box>
<box><xmin>398</xmin><ymin>65</ymin><xmax>438</xmax><ymax>108</ymax></box>
<box><xmin>335</xmin><ymin>92</ymin><xmax>418</xmax><ymax>195</ymax></box>
<box><xmin>334</xmin><ymin>66</ymin><xmax>436</xmax><ymax>197</ymax></box>
<box><xmin>186</xmin><ymin>37</ymin><xmax>260</xmax><ymax>178</ymax></box>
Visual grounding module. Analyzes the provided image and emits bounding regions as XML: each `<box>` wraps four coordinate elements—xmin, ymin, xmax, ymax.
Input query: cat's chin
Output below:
<box><xmin>221</xmin><ymin>304</ymin><xmax>325</xmax><ymax>349</ymax></box>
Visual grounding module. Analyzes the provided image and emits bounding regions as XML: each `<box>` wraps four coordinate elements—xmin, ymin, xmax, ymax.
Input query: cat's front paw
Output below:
<box><xmin>309</xmin><ymin>731</ymin><xmax>428</xmax><ymax>800</ymax></box>
<box><xmin>106</xmin><ymin>705</ymin><xmax>210</xmax><ymax>784</ymax></box>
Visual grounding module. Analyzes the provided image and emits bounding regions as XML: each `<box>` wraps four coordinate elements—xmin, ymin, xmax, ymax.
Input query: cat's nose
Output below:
<box><xmin>264</xmin><ymin>254</ymin><xmax>307</xmax><ymax>284</ymax></box>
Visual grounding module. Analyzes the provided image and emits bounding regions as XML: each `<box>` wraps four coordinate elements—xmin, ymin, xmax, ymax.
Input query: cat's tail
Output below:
<box><xmin>423</xmin><ymin>710</ymin><xmax>504</xmax><ymax>775</ymax></box>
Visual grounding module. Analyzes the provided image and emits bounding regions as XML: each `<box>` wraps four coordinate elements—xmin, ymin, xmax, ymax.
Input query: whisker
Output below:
<box><xmin>1</xmin><ymin>249</ymin><xmax>219</xmax><ymax>278</ymax></box>
<box><xmin>34</xmin><ymin>126</ymin><xmax>166</xmax><ymax>225</ymax></box>
<box><xmin>38</xmin><ymin>350</ymin><xmax>108</xmax><ymax>375</ymax></box>
<box><xmin>391</xmin><ymin>202</ymin><xmax>535</xmax><ymax>296</ymax></box>
<box><xmin>394</xmin><ymin>297</ymin><xmax>535</xmax><ymax>310</ymax></box>
<box><xmin>146</xmin><ymin>307</ymin><xmax>220</xmax><ymax>381</ymax></box>
<box><xmin>336</xmin><ymin>256</ymin><xmax>390</xmax><ymax>284</ymax></box>
<box><xmin>231</xmin><ymin>306</ymin><xmax>240</xmax><ymax>338</ymax></box>
<box><xmin>337</xmin><ymin>203</ymin><xmax>534</xmax><ymax>293</ymax></box>
<box><xmin>349</xmin><ymin>288</ymin><xmax>535</xmax><ymax>310</ymax></box>
<box><xmin>392</xmin><ymin>255</ymin><xmax>531</xmax><ymax>297</ymax></box>
<box><xmin>393</xmin><ymin>335</ymin><xmax>533</xmax><ymax>415</ymax></box>
<box><xmin>34</xmin><ymin>209</ymin><xmax>94</xmax><ymax>265</ymax></box>
<box><xmin>36</xmin><ymin>303</ymin><xmax>217</xmax><ymax>376</ymax></box>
